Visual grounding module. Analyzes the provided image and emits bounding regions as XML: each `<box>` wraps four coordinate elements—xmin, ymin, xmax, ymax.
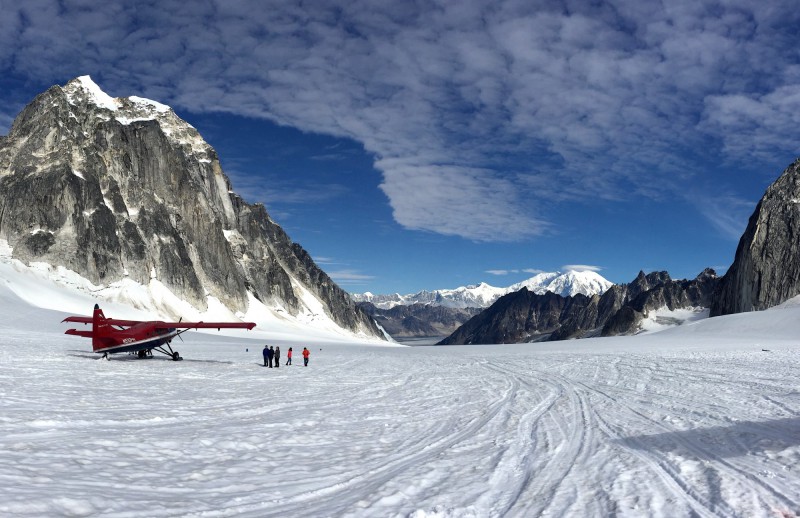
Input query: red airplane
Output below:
<box><xmin>63</xmin><ymin>304</ymin><xmax>256</xmax><ymax>361</ymax></box>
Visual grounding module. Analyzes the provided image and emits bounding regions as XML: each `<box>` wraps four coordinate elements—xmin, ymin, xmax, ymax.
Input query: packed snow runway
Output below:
<box><xmin>0</xmin><ymin>294</ymin><xmax>799</xmax><ymax>517</ymax></box>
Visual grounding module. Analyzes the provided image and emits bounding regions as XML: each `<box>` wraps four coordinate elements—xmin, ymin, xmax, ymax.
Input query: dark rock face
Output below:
<box><xmin>358</xmin><ymin>302</ymin><xmax>481</xmax><ymax>338</ymax></box>
<box><xmin>438</xmin><ymin>289</ymin><xmax>580</xmax><ymax>345</ymax></box>
<box><xmin>0</xmin><ymin>77</ymin><xmax>383</xmax><ymax>338</ymax></box>
<box><xmin>603</xmin><ymin>269</ymin><xmax>717</xmax><ymax>336</ymax></box>
<box><xmin>711</xmin><ymin>159</ymin><xmax>800</xmax><ymax>316</ymax></box>
<box><xmin>438</xmin><ymin>270</ymin><xmax>719</xmax><ymax>345</ymax></box>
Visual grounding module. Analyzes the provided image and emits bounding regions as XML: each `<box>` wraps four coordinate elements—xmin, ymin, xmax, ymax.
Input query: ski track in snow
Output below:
<box><xmin>0</xmin><ymin>304</ymin><xmax>799</xmax><ymax>516</ymax></box>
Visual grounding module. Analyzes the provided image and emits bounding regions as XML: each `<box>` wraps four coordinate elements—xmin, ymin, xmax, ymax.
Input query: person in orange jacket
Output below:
<box><xmin>302</xmin><ymin>347</ymin><xmax>310</xmax><ymax>367</ymax></box>
<box><xmin>286</xmin><ymin>347</ymin><xmax>293</xmax><ymax>366</ymax></box>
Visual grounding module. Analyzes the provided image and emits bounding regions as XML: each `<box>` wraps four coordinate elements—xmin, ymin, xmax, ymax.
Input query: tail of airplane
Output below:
<box><xmin>64</xmin><ymin>304</ymin><xmax>115</xmax><ymax>352</ymax></box>
<box><xmin>91</xmin><ymin>304</ymin><xmax>115</xmax><ymax>352</ymax></box>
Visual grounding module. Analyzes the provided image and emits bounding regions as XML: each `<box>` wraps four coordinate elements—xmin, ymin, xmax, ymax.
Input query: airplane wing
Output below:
<box><xmin>62</xmin><ymin>316</ymin><xmax>256</xmax><ymax>329</ymax></box>
<box><xmin>62</xmin><ymin>315</ymin><xmax>256</xmax><ymax>330</ymax></box>
<box><xmin>62</xmin><ymin>316</ymin><xmax>92</xmax><ymax>324</ymax></box>
<box><xmin>62</xmin><ymin>316</ymin><xmax>144</xmax><ymax>327</ymax></box>
<box><xmin>154</xmin><ymin>321</ymin><xmax>257</xmax><ymax>331</ymax></box>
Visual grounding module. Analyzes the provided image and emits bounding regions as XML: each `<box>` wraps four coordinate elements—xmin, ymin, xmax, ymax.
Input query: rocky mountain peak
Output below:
<box><xmin>0</xmin><ymin>77</ymin><xmax>383</xmax><ymax>339</ymax></box>
<box><xmin>63</xmin><ymin>75</ymin><xmax>121</xmax><ymax>111</ymax></box>
<box><xmin>711</xmin><ymin>158</ymin><xmax>800</xmax><ymax>316</ymax></box>
<box><xmin>60</xmin><ymin>76</ymin><xmax>213</xmax><ymax>161</ymax></box>
<box><xmin>696</xmin><ymin>268</ymin><xmax>717</xmax><ymax>281</ymax></box>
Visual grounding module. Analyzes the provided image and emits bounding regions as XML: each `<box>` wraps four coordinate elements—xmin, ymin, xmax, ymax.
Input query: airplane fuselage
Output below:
<box><xmin>93</xmin><ymin>324</ymin><xmax>180</xmax><ymax>355</ymax></box>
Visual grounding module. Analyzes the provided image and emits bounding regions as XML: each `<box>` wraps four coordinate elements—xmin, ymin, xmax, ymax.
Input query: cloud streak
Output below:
<box><xmin>326</xmin><ymin>269</ymin><xmax>375</xmax><ymax>287</ymax></box>
<box><xmin>561</xmin><ymin>265</ymin><xmax>603</xmax><ymax>273</ymax></box>
<box><xmin>2</xmin><ymin>0</ymin><xmax>799</xmax><ymax>241</ymax></box>
<box><xmin>486</xmin><ymin>268</ymin><xmax>546</xmax><ymax>276</ymax></box>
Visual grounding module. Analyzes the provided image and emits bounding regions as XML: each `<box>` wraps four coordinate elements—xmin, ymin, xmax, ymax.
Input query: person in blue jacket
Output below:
<box><xmin>262</xmin><ymin>345</ymin><xmax>269</xmax><ymax>367</ymax></box>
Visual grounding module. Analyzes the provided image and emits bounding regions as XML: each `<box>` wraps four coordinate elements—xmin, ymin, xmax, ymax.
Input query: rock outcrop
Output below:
<box><xmin>602</xmin><ymin>269</ymin><xmax>717</xmax><ymax>335</ymax></box>
<box><xmin>0</xmin><ymin>76</ymin><xmax>383</xmax><ymax>339</ymax></box>
<box><xmin>711</xmin><ymin>159</ymin><xmax>800</xmax><ymax>316</ymax></box>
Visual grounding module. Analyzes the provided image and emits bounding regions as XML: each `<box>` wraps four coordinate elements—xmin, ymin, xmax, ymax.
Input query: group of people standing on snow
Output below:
<box><xmin>262</xmin><ymin>345</ymin><xmax>310</xmax><ymax>367</ymax></box>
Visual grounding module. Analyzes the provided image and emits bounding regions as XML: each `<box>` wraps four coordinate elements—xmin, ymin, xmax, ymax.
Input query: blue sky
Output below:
<box><xmin>1</xmin><ymin>1</ymin><xmax>799</xmax><ymax>294</ymax></box>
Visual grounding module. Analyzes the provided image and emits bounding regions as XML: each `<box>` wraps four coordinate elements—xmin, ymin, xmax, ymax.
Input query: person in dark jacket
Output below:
<box><xmin>275</xmin><ymin>346</ymin><xmax>281</xmax><ymax>368</ymax></box>
<box><xmin>262</xmin><ymin>345</ymin><xmax>269</xmax><ymax>367</ymax></box>
<box><xmin>267</xmin><ymin>345</ymin><xmax>275</xmax><ymax>368</ymax></box>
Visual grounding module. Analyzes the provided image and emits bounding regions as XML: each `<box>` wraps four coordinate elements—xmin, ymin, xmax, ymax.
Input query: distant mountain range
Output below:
<box><xmin>430</xmin><ymin>155</ymin><xmax>800</xmax><ymax>344</ymax></box>
<box><xmin>352</xmin><ymin>270</ymin><xmax>614</xmax><ymax>309</ymax></box>
<box><xmin>353</xmin><ymin>270</ymin><xmax>614</xmax><ymax>339</ymax></box>
<box><xmin>365</xmin><ymin>152</ymin><xmax>800</xmax><ymax>344</ymax></box>
<box><xmin>438</xmin><ymin>269</ymin><xmax>718</xmax><ymax>345</ymax></box>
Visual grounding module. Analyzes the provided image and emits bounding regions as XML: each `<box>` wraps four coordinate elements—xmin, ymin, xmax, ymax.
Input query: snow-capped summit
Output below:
<box><xmin>60</xmin><ymin>76</ymin><xmax>211</xmax><ymax>158</ymax></box>
<box><xmin>63</xmin><ymin>76</ymin><xmax>173</xmax><ymax>123</ymax></box>
<box><xmin>352</xmin><ymin>270</ymin><xmax>614</xmax><ymax>309</ymax></box>
<box><xmin>509</xmin><ymin>269</ymin><xmax>614</xmax><ymax>298</ymax></box>
<box><xmin>63</xmin><ymin>75</ymin><xmax>120</xmax><ymax>111</ymax></box>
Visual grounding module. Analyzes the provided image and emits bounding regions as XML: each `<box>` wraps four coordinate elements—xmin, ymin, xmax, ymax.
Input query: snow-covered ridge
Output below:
<box><xmin>353</xmin><ymin>270</ymin><xmax>614</xmax><ymax>309</ymax></box>
<box><xmin>63</xmin><ymin>76</ymin><xmax>168</xmax><ymax>119</ymax></box>
<box><xmin>62</xmin><ymin>75</ymin><xmax>210</xmax><ymax>157</ymax></box>
<box><xmin>63</xmin><ymin>75</ymin><xmax>118</xmax><ymax>111</ymax></box>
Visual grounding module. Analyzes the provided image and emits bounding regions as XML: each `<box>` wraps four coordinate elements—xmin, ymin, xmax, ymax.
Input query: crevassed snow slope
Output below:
<box><xmin>0</xmin><ymin>283</ymin><xmax>798</xmax><ymax>517</ymax></box>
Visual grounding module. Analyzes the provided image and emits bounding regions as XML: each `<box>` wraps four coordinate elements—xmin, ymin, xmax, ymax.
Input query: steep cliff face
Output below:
<box><xmin>711</xmin><ymin>159</ymin><xmax>800</xmax><ymax>316</ymax></box>
<box><xmin>0</xmin><ymin>76</ymin><xmax>383</xmax><ymax>338</ymax></box>
<box><xmin>438</xmin><ymin>270</ymin><xmax>718</xmax><ymax>345</ymax></box>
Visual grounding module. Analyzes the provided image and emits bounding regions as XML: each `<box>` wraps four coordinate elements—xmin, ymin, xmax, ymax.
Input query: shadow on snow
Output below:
<box><xmin>618</xmin><ymin>415</ymin><xmax>800</xmax><ymax>459</ymax></box>
<box><xmin>66</xmin><ymin>350</ymin><xmax>233</xmax><ymax>364</ymax></box>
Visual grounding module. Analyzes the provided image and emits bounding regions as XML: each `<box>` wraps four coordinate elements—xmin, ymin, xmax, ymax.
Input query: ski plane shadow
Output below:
<box><xmin>66</xmin><ymin>350</ymin><xmax>233</xmax><ymax>364</ymax></box>
<box><xmin>617</xmin><ymin>416</ymin><xmax>800</xmax><ymax>459</ymax></box>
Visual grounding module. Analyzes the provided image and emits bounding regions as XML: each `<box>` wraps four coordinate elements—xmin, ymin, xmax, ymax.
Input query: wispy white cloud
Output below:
<box><xmin>2</xmin><ymin>0</ymin><xmax>799</xmax><ymax>240</ymax></box>
<box><xmin>223</xmin><ymin>167</ymin><xmax>348</xmax><ymax>210</ymax></box>
<box><xmin>487</xmin><ymin>267</ymin><xmax>547</xmax><ymax>276</ymax></box>
<box><xmin>561</xmin><ymin>264</ymin><xmax>603</xmax><ymax>273</ymax></box>
<box><xmin>378</xmin><ymin>163</ymin><xmax>549</xmax><ymax>241</ymax></box>
<box><xmin>688</xmin><ymin>193</ymin><xmax>755</xmax><ymax>241</ymax></box>
<box><xmin>327</xmin><ymin>269</ymin><xmax>375</xmax><ymax>286</ymax></box>
<box><xmin>702</xmin><ymin>82</ymin><xmax>800</xmax><ymax>162</ymax></box>
<box><xmin>312</xmin><ymin>257</ymin><xmax>337</xmax><ymax>265</ymax></box>
<box><xmin>310</xmin><ymin>257</ymin><xmax>373</xmax><ymax>286</ymax></box>
<box><xmin>486</xmin><ymin>269</ymin><xmax>516</xmax><ymax>276</ymax></box>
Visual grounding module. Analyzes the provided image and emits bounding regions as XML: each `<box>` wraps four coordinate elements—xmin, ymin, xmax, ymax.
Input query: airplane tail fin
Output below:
<box><xmin>91</xmin><ymin>304</ymin><xmax>114</xmax><ymax>352</ymax></box>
